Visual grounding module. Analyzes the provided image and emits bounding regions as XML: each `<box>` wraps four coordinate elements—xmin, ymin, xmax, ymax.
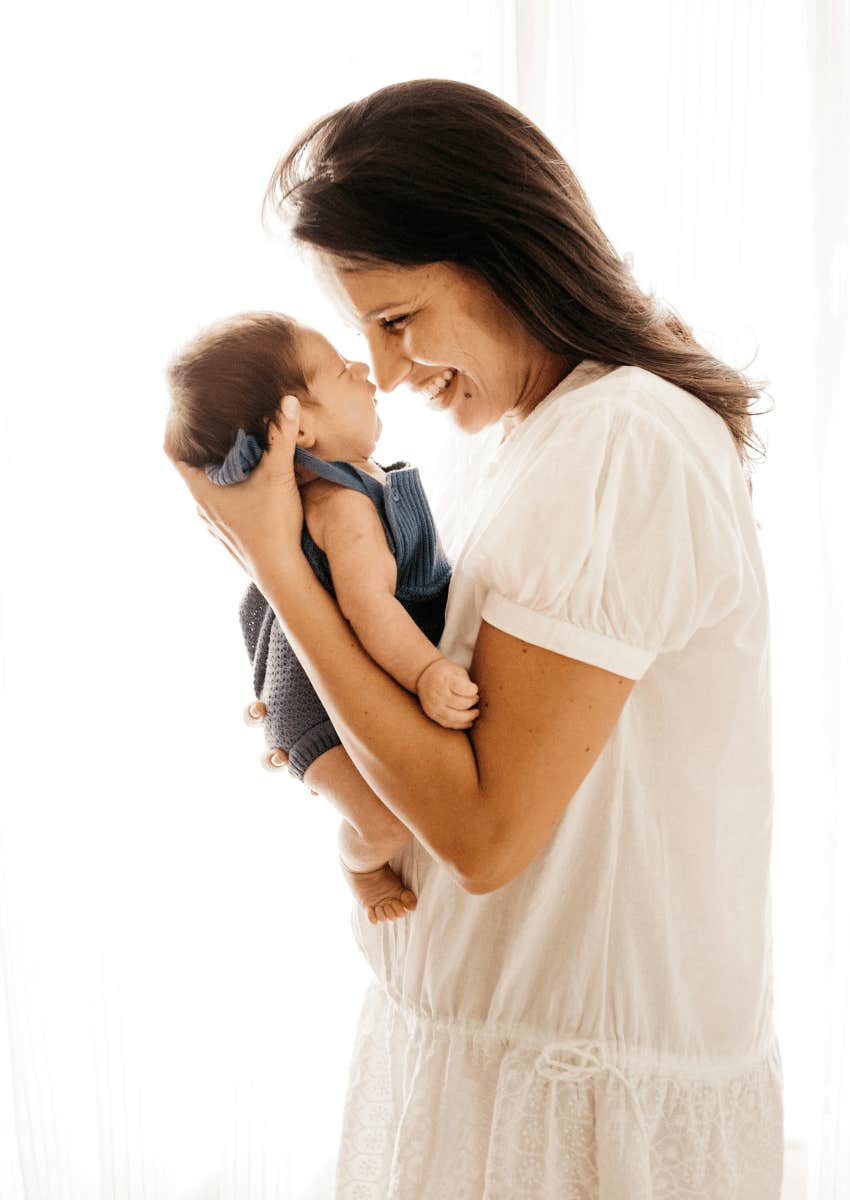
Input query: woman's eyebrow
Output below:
<box><xmin>360</xmin><ymin>301</ymin><xmax>406</xmax><ymax>321</ymax></box>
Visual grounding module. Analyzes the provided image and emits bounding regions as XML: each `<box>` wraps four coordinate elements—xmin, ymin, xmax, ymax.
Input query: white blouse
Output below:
<box><xmin>335</xmin><ymin>359</ymin><xmax>784</xmax><ymax>1199</ymax></box>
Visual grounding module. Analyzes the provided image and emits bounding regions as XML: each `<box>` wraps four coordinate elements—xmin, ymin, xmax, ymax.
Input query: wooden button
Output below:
<box><xmin>243</xmin><ymin>701</ymin><xmax>267</xmax><ymax>725</ymax></box>
<box><xmin>262</xmin><ymin>747</ymin><xmax>288</xmax><ymax>770</ymax></box>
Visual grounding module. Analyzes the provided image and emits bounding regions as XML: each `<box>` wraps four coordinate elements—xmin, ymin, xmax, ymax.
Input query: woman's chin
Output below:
<box><xmin>448</xmin><ymin>398</ymin><xmax>489</xmax><ymax>434</ymax></box>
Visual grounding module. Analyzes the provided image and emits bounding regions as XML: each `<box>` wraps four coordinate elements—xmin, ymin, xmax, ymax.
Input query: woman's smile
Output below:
<box><xmin>324</xmin><ymin>260</ymin><xmax>576</xmax><ymax>435</ymax></box>
<box><xmin>421</xmin><ymin>368</ymin><xmax>458</xmax><ymax>407</ymax></box>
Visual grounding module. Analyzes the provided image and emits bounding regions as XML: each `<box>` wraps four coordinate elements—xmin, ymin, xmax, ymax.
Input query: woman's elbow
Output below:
<box><xmin>455</xmin><ymin>813</ymin><xmax>536</xmax><ymax>894</ymax></box>
<box><xmin>453</xmin><ymin>827</ymin><xmax>510</xmax><ymax>895</ymax></box>
<box><xmin>458</xmin><ymin>871</ymin><xmax>502</xmax><ymax>896</ymax></box>
<box><xmin>419</xmin><ymin>780</ymin><xmax>504</xmax><ymax>893</ymax></box>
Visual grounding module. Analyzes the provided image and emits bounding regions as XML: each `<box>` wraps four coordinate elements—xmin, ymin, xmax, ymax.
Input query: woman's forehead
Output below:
<box><xmin>323</xmin><ymin>259</ymin><xmax>440</xmax><ymax>319</ymax></box>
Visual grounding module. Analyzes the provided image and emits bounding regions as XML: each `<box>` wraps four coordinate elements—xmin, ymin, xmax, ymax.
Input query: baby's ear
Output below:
<box><xmin>287</xmin><ymin>399</ymin><xmax>317</xmax><ymax>450</ymax></box>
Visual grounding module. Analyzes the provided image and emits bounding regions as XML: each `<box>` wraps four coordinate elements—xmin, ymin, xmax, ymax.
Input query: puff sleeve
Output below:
<box><xmin>466</xmin><ymin>400</ymin><xmax>743</xmax><ymax>679</ymax></box>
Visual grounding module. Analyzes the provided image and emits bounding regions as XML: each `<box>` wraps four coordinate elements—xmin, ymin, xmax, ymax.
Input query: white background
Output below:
<box><xmin>1</xmin><ymin>1</ymin><xmax>847</xmax><ymax>1196</ymax></box>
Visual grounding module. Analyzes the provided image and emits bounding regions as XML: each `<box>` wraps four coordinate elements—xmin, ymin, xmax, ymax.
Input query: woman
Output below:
<box><xmin>169</xmin><ymin>80</ymin><xmax>783</xmax><ymax>1198</ymax></box>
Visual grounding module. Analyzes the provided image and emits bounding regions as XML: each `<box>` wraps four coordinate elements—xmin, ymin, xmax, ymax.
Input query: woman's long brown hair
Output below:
<box><xmin>263</xmin><ymin>79</ymin><xmax>772</xmax><ymax>496</ymax></box>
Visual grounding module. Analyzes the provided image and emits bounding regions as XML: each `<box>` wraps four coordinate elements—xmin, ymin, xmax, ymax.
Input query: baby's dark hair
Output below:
<box><xmin>164</xmin><ymin>310</ymin><xmax>315</xmax><ymax>469</ymax></box>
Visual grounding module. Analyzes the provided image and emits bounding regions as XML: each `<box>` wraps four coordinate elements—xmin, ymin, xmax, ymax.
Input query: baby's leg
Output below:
<box><xmin>304</xmin><ymin>745</ymin><xmax>418</xmax><ymax>924</ymax></box>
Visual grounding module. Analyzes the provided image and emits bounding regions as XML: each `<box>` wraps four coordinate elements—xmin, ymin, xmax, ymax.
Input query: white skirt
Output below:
<box><xmin>333</xmin><ymin>978</ymin><xmax>784</xmax><ymax>1200</ymax></box>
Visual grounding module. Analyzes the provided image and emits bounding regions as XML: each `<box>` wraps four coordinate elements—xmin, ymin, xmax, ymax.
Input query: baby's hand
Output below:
<box><xmin>415</xmin><ymin>657</ymin><xmax>480</xmax><ymax>730</ymax></box>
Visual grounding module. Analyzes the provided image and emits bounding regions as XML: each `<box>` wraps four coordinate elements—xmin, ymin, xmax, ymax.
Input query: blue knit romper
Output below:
<box><xmin>238</xmin><ymin>446</ymin><xmax>453</xmax><ymax>782</ymax></box>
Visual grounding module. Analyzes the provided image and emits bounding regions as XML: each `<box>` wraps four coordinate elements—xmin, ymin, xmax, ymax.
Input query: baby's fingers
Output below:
<box><xmin>436</xmin><ymin>707</ymin><xmax>480</xmax><ymax>730</ymax></box>
<box><xmin>449</xmin><ymin>677</ymin><xmax>479</xmax><ymax>698</ymax></box>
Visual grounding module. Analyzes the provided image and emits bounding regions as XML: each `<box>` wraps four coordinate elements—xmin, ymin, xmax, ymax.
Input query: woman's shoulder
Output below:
<box><xmin>473</xmin><ymin>364</ymin><xmax>751</xmax><ymax>573</ymax></box>
<box><xmin>525</xmin><ymin>363</ymin><xmax>741</xmax><ymax>497</ymax></box>
<box><xmin>535</xmin><ymin>362</ymin><xmax>716</xmax><ymax>442</ymax></box>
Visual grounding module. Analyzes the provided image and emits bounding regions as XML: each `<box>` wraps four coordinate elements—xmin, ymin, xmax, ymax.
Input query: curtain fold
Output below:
<box><xmin>807</xmin><ymin>1</ymin><xmax>850</xmax><ymax>1194</ymax></box>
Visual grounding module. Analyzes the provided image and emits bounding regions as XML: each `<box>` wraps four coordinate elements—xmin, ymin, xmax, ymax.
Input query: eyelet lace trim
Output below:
<box><xmin>334</xmin><ymin>982</ymin><xmax>785</xmax><ymax>1199</ymax></box>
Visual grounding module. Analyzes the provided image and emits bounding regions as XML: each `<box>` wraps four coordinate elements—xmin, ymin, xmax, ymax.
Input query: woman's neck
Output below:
<box><xmin>500</xmin><ymin>350</ymin><xmax>585</xmax><ymax>440</ymax></box>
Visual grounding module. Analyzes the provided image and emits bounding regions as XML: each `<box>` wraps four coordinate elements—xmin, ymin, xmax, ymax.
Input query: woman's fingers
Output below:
<box><xmin>170</xmin><ymin>456</ymin><xmax>227</xmax><ymax>514</ymax></box>
<box><xmin>167</xmin><ymin>394</ymin><xmax>305</xmax><ymax>586</ymax></box>
<box><xmin>260</xmin><ymin>401</ymin><xmax>303</xmax><ymax>483</ymax></box>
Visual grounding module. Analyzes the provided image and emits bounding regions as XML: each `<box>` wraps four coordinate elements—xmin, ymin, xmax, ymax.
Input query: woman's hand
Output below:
<box><xmin>165</xmin><ymin>395</ymin><xmax>304</xmax><ymax>592</ymax></box>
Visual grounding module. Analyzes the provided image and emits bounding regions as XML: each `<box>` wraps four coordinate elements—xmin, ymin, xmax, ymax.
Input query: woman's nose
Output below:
<box><xmin>365</xmin><ymin>329</ymin><xmax>409</xmax><ymax>393</ymax></box>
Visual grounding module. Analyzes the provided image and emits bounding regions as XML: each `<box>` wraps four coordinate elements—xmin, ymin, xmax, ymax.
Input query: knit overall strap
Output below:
<box><xmin>294</xmin><ymin>447</ymin><xmax>385</xmax><ymax>505</ymax></box>
<box><xmin>294</xmin><ymin>447</ymin><xmax>395</xmax><ymax>557</ymax></box>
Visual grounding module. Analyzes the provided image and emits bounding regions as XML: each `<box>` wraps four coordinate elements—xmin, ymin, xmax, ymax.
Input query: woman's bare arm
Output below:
<box><xmin>169</xmin><ymin>405</ymin><xmax>635</xmax><ymax>895</ymax></box>
<box><xmin>261</xmin><ymin>552</ymin><xmax>634</xmax><ymax>894</ymax></box>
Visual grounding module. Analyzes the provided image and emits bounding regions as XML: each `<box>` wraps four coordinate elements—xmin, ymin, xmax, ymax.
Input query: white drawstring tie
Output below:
<box><xmin>535</xmin><ymin>1039</ymin><xmax>654</xmax><ymax>1198</ymax></box>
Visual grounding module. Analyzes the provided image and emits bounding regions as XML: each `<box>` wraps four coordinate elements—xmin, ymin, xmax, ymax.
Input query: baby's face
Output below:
<box><xmin>295</xmin><ymin>327</ymin><xmax>382</xmax><ymax>462</ymax></box>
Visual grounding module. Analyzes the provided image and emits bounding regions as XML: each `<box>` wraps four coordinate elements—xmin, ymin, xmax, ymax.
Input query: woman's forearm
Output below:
<box><xmin>260</xmin><ymin>556</ymin><xmax>485</xmax><ymax>882</ymax></box>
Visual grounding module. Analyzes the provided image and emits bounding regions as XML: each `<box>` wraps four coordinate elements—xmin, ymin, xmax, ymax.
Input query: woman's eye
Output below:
<box><xmin>379</xmin><ymin>314</ymin><xmax>411</xmax><ymax>331</ymax></box>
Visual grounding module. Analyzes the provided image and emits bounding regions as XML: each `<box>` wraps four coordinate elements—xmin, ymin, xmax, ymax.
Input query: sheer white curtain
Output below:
<box><xmin>1</xmin><ymin>1</ymin><xmax>846</xmax><ymax>1197</ymax></box>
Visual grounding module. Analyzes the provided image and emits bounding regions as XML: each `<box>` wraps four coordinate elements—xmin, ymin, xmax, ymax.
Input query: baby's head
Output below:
<box><xmin>164</xmin><ymin>311</ymin><xmax>381</xmax><ymax>481</ymax></box>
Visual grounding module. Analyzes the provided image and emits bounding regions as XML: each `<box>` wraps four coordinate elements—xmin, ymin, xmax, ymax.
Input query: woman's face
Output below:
<box><xmin>321</xmin><ymin>259</ymin><xmax>577</xmax><ymax>435</ymax></box>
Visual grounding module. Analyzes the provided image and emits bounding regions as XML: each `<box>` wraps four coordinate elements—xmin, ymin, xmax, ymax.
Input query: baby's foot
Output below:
<box><xmin>339</xmin><ymin>859</ymin><xmax>418</xmax><ymax>924</ymax></box>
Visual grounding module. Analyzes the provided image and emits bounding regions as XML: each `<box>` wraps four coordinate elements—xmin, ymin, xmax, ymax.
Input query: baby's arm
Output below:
<box><xmin>306</xmin><ymin>485</ymin><xmax>479</xmax><ymax>730</ymax></box>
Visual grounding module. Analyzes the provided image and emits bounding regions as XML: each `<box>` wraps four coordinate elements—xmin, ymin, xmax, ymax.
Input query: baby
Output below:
<box><xmin>164</xmin><ymin>311</ymin><xmax>480</xmax><ymax>924</ymax></box>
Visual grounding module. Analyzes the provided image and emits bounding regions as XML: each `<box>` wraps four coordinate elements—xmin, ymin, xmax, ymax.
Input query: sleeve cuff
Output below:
<box><xmin>480</xmin><ymin>590</ymin><xmax>655</xmax><ymax>680</ymax></box>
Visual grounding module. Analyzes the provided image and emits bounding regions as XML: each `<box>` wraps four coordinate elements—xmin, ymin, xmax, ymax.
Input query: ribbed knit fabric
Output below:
<box><xmin>208</xmin><ymin>429</ymin><xmax>452</xmax><ymax>782</ymax></box>
<box><xmin>204</xmin><ymin>427</ymin><xmax>263</xmax><ymax>485</ymax></box>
